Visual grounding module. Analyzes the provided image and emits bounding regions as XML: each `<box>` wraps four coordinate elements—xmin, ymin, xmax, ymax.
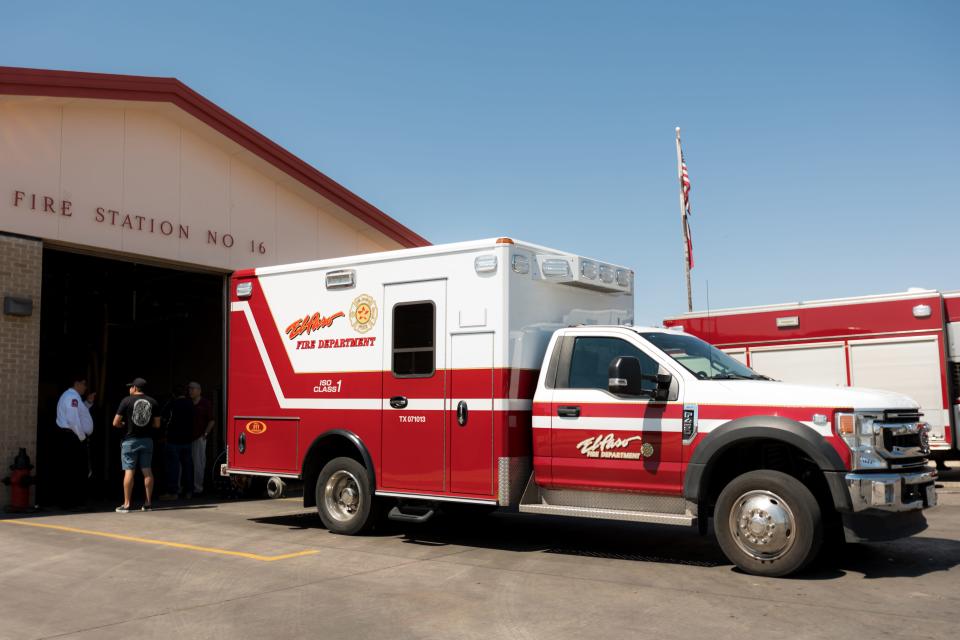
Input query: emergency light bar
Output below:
<box><xmin>535</xmin><ymin>254</ymin><xmax>631</xmax><ymax>294</ymax></box>
<box><xmin>325</xmin><ymin>269</ymin><xmax>356</xmax><ymax>290</ymax></box>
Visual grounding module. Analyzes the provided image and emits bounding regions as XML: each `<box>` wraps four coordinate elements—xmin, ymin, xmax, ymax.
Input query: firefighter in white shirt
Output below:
<box><xmin>54</xmin><ymin>375</ymin><xmax>96</xmax><ymax>508</ymax></box>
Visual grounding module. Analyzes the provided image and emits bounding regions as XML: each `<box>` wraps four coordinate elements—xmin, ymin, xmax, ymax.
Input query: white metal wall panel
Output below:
<box><xmin>749</xmin><ymin>343</ymin><xmax>847</xmax><ymax>387</ymax></box>
<box><xmin>849</xmin><ymin>336</ymin><xmax>945</xmax><ymax>430</ymax></box>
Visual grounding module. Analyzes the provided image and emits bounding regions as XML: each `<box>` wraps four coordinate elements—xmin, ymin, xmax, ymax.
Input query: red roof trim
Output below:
<box><xmin>0</xmin><ymin>66</ymin><xmax>429</xmax><ymax>248</ymax></box>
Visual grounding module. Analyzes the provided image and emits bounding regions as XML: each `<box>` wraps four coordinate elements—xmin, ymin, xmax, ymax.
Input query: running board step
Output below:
<box><xmin>388</xmin><ymin>505</ymin><xmax>435</xmax><ymax>523</ymax></box>
<box><xmin>517</xmin><ymin>472</ymin><xmax>696</xmax><ymax>527</ymax></box>
<box><xmin>518</xmin><ymin>502</ymin><xmax>695</xmax><ymax>526</ymax></box>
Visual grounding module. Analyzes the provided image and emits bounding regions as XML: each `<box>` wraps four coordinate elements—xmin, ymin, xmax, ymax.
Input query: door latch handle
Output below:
<box><xmin>557</xmin><ymin>405</ymin><xmax>580</xmax><ymax>418</ymax></box>
<box><xmin>390</xmin><ymin>396</ymin><xmax>408</xmax><ymax>409</ymax></box>
<box><xmin>238</xmin><ymin>432</ymin><xmax>246</xmax><ymax>454</ymax></box>
<box><xmin>457</xmin><ymin>400</ymin><xmax>468</xmax><ymax>426</ymax></box>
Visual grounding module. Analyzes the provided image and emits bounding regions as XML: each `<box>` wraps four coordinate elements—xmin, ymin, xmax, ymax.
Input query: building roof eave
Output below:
<box><xmin>0</xmin><ymin>66</ymin><xmax>429</xmax><ymax>249</ymax></box>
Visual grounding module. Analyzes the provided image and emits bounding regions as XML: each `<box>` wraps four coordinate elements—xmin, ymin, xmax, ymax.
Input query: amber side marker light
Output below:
<box><xmin>837</xmin><ymin>413</ymin><xmax>856</xmax><ymax>436</ymax></box>
<box><xmin>496</xmin><ymin>237</ymin><xmax>514</xmax><ymax>244</ymax></box>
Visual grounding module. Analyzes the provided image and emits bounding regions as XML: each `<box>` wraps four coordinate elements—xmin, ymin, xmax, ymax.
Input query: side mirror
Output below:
<box><xmin>608</xmin><ymin>356</ymin><xmax>644</xmax><ymax>396</ymax></box>
<box><xmin>653</xmin><ymin>373</ymin><xmax>673</xmax><ymax>402</ymax></box>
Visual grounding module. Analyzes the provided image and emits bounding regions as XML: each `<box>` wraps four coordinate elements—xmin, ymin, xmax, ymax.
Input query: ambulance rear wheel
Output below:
<box><xmin>316</xmin><ymin>457</ymin><xmax>375</xmax><ymax>535</ymax></box>
<box><xmin>714</xmin><ymin>469</ymin><xmax>823</xmax><ymax>577</ymax></box>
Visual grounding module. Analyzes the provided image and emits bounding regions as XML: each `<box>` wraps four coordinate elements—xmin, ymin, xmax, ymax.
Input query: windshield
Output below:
<box><xmin>639</xmin><ymin>331</ymin><xmax>772</xmax><ymax>380</ymax></box>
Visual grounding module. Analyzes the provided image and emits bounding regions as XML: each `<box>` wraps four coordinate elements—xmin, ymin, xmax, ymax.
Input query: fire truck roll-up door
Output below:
<box><xmin>749</xmin><ymin>343</ymin><xmax>848</xmax><ymax>388</ymax></box>
<box><xmin>381</xmin><ymin>280</ymin><xmax>448</xmax><ymax>493</ymax></box>
<box><xmin>848</xmin><ymin>336</ymin><xmax>948</xmax><ymax>442</ymax></box>
<box><xmin>231</xmin><ymin>417</ymin><xmax>300</xmax><ymax>474</ymax></box>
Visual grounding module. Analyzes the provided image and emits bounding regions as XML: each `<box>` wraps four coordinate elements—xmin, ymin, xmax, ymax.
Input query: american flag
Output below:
<box><xmin>680</xmin><ymin>153</ymin><xmax>691</xmax><ymax>215</ymax></box>
<box><xmin>680</xmin><ymin>151</ymin><xmax>693</xmax><ymax>269</ymax></box>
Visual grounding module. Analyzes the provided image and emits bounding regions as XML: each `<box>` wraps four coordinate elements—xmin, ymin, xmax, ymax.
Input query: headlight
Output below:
<box><xmin>834</xmin><ymin>412</ymin><xmax>886</xmax><ymax>470</ymax></box>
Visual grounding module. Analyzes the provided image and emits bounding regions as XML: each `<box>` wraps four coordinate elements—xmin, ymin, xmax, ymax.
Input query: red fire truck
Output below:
<box><xmin>664</xmin><ymin>289</ymin><xmax>960</xmax><ymax>466</ymax></box>
<box><xmin>226</xmin><ymin>239</ymin><xmax>937</xmax><ymax>577</ymax></box>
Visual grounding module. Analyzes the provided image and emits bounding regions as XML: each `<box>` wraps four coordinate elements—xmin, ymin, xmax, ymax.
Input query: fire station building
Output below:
<box><xmin>0</xmin><ymin>66</ymin><xmax>427</xmax><ymax>508</ymax></box>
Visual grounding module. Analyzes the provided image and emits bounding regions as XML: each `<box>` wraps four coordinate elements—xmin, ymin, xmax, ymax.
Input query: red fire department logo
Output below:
<box><xmin>350</xmin><ymin>294</ymin><xmax>377</xmax><ymax>334</ymax></box>
<box><xmin>284</xmin><ymin>311</ymin><xmax>345</xmax><ymax>340</ymax></box>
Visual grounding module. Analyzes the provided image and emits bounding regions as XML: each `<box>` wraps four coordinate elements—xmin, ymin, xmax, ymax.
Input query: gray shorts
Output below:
<box><xmin>121</xmin><ymin>437</ymin><xmax>153</xmax><ymax>470</ymax></box>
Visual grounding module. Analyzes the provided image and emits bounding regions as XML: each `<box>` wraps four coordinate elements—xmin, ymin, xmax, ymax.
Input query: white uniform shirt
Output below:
<box><xmin>56</xmin><ymin>388</ymin><xmax>94</xmax><ymax>441</ymax></box>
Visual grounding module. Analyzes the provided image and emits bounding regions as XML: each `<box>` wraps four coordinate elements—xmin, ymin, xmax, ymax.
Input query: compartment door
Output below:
<box><xmin>449</xmin><ymin>332</ymin><xmax>495</xmax><ymax>496</ymax></box>
<box><xmin>231</xmin><ymin>417</ymin><xmax>299</xmax><ymax>473</ymax></box>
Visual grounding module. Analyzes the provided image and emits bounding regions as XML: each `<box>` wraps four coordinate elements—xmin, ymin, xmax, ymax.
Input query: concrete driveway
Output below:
<box><xmin>2</xmin><ymin>481</ymin><xmax>958</xmax><ymax>640</ymax></box>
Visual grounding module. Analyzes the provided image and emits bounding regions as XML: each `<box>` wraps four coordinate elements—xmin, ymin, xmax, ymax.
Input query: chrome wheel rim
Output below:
<box><xmin>323</xmin><ymin>470</ymin><xmax>362</xmax><ymax>522</ymax></box>
<box><xmin>728</xmin><ymin>489</ymin><xmax>796</xmax><ymax>561</ymax></box>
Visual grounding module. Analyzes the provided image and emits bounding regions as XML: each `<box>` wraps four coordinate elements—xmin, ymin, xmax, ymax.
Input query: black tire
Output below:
<box><xmin>714</xmin><ymin>469</ymin><xmax>823</xmax><ymax>577</ymax></box>
<box><xmin>315</xmin><ymin>457</ymin><xmax>376</xmax><ymax>535</ymax></box>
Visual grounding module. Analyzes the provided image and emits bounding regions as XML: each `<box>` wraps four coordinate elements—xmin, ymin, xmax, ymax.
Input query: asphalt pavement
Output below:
<box><xmin>1</xmin><ymin>472</ymin><xmax>958</xmax><ymax>640</ymax></box>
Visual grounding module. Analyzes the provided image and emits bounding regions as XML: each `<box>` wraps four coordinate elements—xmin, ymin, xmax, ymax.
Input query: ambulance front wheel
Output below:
<box><xmin>714</xmin><ymin>469</ymin><xmax>823</xmax><ymax>577</ymax></box>
<box><xmin>316</xmin><ymin>457</ymin><xmax>376</xmax><ymax>535</ymax></box>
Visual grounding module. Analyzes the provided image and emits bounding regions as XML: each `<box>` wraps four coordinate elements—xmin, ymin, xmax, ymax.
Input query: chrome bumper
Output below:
<box><xmin>845</xmin><ymin>469</ymin><xmax>937</xmax><ymax>513</ymax></box>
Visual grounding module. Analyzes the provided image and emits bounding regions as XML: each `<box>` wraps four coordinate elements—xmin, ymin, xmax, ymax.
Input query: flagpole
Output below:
<box><xmin>676</xmin><ymin>127</ymin><xmax>693</xmax><ymax>312</ymax></box>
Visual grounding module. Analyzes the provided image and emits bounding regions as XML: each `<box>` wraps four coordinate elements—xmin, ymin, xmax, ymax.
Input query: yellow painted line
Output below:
<box><xmin>1</xmin><ymin>520</ymin><xmax>318</xmax><ymax>562</ymax></box>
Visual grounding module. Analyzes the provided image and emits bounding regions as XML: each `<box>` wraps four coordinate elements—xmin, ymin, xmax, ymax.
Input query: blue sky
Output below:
<box><xmin>4</xmin><ymin>2</ymin><xmax>958</xmax><ymax>325</ymax></box>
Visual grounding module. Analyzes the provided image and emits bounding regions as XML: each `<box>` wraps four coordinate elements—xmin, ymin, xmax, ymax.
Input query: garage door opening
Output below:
<box><xmin>36</xmin><ymin>248</ymin><xmax>225</xmax><ymax>506</ymax></box>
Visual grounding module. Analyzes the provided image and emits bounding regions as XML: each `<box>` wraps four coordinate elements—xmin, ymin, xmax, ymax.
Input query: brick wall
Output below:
<box><xmin>0</xmin><ymin>233</ymin><xmax>42</xmax><ymax>509</ymax></box>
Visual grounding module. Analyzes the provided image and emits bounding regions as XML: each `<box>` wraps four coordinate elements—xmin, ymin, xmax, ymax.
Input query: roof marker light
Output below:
<box><xmin>912</xmin><ymin>304</ymin><xmax>932</xmax><ymax>318</ymax></box>
<box><xmin>475</xmin><ymin>254</ymin><xmax>498</xmax><ymax>274</ymax></box>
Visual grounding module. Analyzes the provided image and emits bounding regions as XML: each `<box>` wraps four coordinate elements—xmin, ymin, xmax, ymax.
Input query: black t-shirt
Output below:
<box><xmin>116</xmin><ymin>394</ymin><xmax>160</xmax><ymax>439</ymax></box>
<box><xmin>163</xmin><ymin>396</ymin><xmax>195</xmax><ymax>444</ymax></box>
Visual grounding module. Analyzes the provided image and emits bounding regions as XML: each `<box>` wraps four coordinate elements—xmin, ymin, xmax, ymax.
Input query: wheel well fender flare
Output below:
<box><xmin>301</xmin><ymin>429</ymin><xmax>375</xmax><ymax>507</ymax></box>
<box><xmin>683</xmin><ymin>415</ymin><xmax>850</xmax><ymax>509</ymax></box>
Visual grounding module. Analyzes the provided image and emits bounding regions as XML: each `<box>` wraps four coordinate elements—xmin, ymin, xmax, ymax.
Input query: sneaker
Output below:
<box><xmin>141</xmin><ymin>504</ymin><xmax>152</xmax><ymax>512</ymax></box>
<box><xmin>115</xmin><ymin>505</ymin><xmax>130</xmax><ymax>513</ymax></box>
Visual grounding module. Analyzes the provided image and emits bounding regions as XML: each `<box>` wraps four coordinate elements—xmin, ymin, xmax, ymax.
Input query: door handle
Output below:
<box><xmin>390</xmin><ymin>396</ymin><xmax>408</xmax><ymax>409</ymax></box>
<box><xmin>457</xmin><ymin>400</ymin><xmax>468</xmax><ymax>426</ymax></box>
<box><xmin>557</xmin><ymin>405</ymin><xmax>580</xmax><ymax>418</ymax></box>
<box><xmin>238</xmin><ymin>432</ymin><xmax>246</xmax><ymax>454</ymax></box>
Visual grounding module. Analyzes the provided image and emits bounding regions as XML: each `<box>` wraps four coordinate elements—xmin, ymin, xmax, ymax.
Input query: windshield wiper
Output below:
<box><xmin>750</xmin><ymin>374</ymin><xmax>775</xmax><ymax>381</ymax></box>
<box><xmin>711</xmin><ymin>372</ymin><xmax>753</xmax><ymax>380</ymax></box>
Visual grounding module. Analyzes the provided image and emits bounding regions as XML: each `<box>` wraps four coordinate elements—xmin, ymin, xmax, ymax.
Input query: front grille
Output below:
<box><xmin>875</xmin><ymin>411</ymin><xmax>928</xmax><ymax>463</ymax></box>
<box><xmin>882</xmin><ymin>429</ymin><xmax>923</xmax><ymax>451</ymax></box>
<box><xmin>883</xmin><ymin>409</ymin><xmax>922</xmax><ymax>422</ymax></box>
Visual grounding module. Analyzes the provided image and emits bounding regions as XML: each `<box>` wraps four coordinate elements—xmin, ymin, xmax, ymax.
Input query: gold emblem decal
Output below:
<box><xmin>641</xmin><ymin>442</ymin><xmax>655</xmax><ymax>458</ymax></box>
<box><xmin>350</xmin><ymin>294</ymin><xmax>378</xmax><ymax>334</ymax></box>
<box><xmin>245</xmin><ymin>420</ymin><xmax>267</xmax><ymax>435</ymax></box>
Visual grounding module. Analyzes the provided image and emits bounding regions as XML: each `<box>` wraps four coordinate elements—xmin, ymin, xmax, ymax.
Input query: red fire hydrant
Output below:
<box><xmin>3</xmin><ymin>448</ymin><xmax>35</xmax><ymax>513</ymax></box>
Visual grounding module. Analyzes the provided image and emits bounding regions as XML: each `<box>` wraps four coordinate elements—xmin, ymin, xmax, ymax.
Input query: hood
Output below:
<box><xmin>690</xmin><ymin>380</ymin><xmax>919</xmax><ymax>411</ymax></box>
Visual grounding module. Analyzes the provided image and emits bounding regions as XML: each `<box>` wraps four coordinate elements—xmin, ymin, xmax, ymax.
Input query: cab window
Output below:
<box><xmin>564</xmin><ymin>337</ymin><xmax>659</xmax><ymax>393</ymax></box>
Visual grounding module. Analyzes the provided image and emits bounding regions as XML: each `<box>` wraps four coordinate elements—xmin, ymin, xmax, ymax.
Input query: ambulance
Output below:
<box><xmin>226</xmin><ymin>238</ymin><xmax>936</xmax><ymax>576</ymax></box>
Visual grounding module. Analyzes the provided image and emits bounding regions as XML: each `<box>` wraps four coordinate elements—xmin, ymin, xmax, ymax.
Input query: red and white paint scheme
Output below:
<box><xmin>228</xmin><ymin>239</ymin><xmax>936</xmax><ymax>577</ymax></box>
<box><xmin>664</xmin><ymin>289</ymin><xmax>960</xmax><ymax>462</ymax></box>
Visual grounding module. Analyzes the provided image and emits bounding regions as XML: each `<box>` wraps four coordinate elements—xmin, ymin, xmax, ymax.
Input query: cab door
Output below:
<box><xmin>381</xmin><ymin>280</ymin><xmax>447</xmax><ymax>492</ymax></box>
<box><xmin>549</xmin><ymin>334</ymin><xmax>683</xmax><ymax>495</ymax></box>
